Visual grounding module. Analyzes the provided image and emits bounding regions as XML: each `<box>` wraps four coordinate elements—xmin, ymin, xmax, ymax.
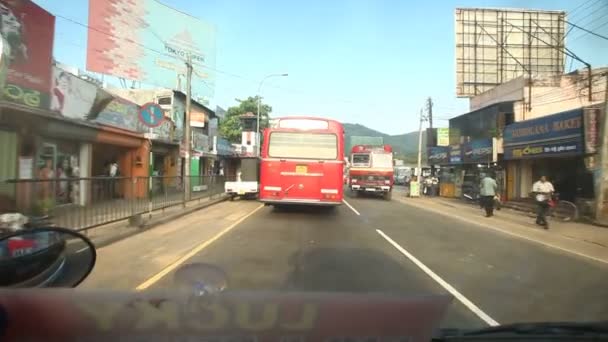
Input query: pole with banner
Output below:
<box><xmin>183</xmin><ymin>54</ymin><xmax>193</xmax><ymax>207</ymax></box>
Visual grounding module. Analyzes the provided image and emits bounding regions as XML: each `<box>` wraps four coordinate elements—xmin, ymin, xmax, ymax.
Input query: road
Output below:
<box><xmin>83</xmin><ymin>187</ymin><xmax>608</xmax><ymax>329</ymax></box>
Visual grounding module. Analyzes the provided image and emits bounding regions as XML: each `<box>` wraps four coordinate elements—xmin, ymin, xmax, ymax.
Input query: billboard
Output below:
<box><xmin>50</xmin><ymin>66</ymin><xmax>98</xmax><ymax>120</ymax></box>
<box><xmin>86</xmin><ymin>0</ymin><xmax>216</xmax><ymax>99</ymax></box>
<box><xmin>0</xmin><ymin>0</ymin><xmax>54</xmax><ymax>109</ymax></box>
<box><xmin>455</xmin><ymin>8</ymin><xmax>565</xmax><ymax>97</ymax></box>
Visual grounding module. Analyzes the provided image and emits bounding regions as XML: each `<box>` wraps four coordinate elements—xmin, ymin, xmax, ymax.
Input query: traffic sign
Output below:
<box><xmin>139</xmin><ymin>102</ymin><xmax>165</xmax><ymax>128</ymax></box>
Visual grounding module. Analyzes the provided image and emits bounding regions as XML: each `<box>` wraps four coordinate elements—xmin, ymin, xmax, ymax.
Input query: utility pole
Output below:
<box><xmin>427</xmin><ymin>97</ymin><xmax>433</xmax><ymax>129</ymax></box>
<box><xmin>416</xmin><ymin>108</ymin><xmax>427</xmax><ymax>177</ymax></box>
<box><xmin>595</xmin><ymin>73</ymin><xmax>608</xmax><ymax>224</ymax></box>
<box><xmin>427</xmin><ymin>97</ymin><xmax>434</xmax><ymax>176</ymax></box>
<box><xmin>183</xmin><ymin>54</ymin><xmax>193</xmax><ymax>207</ymax></box>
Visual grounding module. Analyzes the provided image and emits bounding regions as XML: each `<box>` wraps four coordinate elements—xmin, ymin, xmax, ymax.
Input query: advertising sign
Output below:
<box><xmin>503</xmin><ymin>109</ymin><xmax>584</xmax><ymax>160</ymax></box>
<box><xmin>462</xmin><ymin>138</ymin><xmax>493</xmax><ymax>163</ymax></box>
<box><xmin>449</xmin><ymin>145</ymin><xmax>462</xmax><ymax>164</ymax></box>
<box><xmin>87</xmin><ymin>0</ymin><xmax>216</xmax><ymax>100</ymax></box>
<box><xmin>427</xmin><ymin>146</ymin><xmax>449</xmax><ymax>165</ymax></box>
<box><xmin>0</xmin><ymin>0</ymin><xmax>55</xmax><ymax>109</ymax></box>
<box><xmin>584</xmin><ymin>107</ymin><xmax>601</xmax><ymax>154</ymax></box>
<box><xmin>96</xmin><ymin>97</ymin><xmax>142</xmax><ymax>132</ymax></box>
<box><xmin>50</xmin><ymin>66</ymin><xmax>98</xmax><ymax>120</ymax></box>
<box><xmin>437</xmin><ymin>128</ymin><xmax>450</xmax><ymax>146</ymax></box>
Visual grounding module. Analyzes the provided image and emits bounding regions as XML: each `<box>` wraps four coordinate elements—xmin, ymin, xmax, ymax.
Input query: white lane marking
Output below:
<box><xmin>75</xmin><ymin>247</ymin><xmax>89</xmax><ymax>254</ymax></box>
<box><xmin>398</xmin><ymin>198</ymin><xmax>608</xmax><ymax>265</ymax></box>
<box><xmin>342</xmin><ymin>199</ymin><xmax>361</xmax><ymax>216</ymax></box>
<box><xmin>376</xmin><ymin>229</ymin><xmax>499</xmax><ymax>327</ymax></box>
<box><xmin>136</xmin><ymin>204</ymin><xmax>264</xmax><ymax>290</ymax></box>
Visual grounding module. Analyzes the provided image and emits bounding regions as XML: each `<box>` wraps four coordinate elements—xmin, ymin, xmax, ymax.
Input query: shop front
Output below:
<box><xmin>503</xmin><ymin>108</ymin><xmax>590</xmax><ymax>202</ymax></box>
<box><xmin>433</xmin><ymin>139</ymin><xmax>497</xmax><ymax>198</ymax></box>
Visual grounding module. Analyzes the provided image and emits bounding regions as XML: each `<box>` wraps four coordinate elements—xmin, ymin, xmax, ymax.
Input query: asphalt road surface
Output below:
<box><xmin>93</xmin><ymin>188</ymin><xmax>608</xmax><ymax>330</ymax></box>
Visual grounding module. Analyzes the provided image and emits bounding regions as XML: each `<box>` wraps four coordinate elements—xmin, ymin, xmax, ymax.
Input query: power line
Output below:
<box><xmin>568</xmin><ymin>0</ymin><xmax>597</xmax><ymax>17</ymax></box>
<box><xmin>566</xmin><ymin>19</ymin><xmax>608</xmax><ymax>41</ymax></box>
<box><xmin>568</xmin><ymin>19</ymin><xmax>608</xmax><ymax>42</ymax></box>
<box><xmin>570</xmin><ymin>0</ymin><xmax>603</xmax><ymax>19</ymax></box>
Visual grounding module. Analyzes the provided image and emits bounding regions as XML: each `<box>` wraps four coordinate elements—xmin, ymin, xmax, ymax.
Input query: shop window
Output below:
<box><xmin>37</xmin><ymin>141</ymin><xmax>80</xmax><ymax>206</ymax></box>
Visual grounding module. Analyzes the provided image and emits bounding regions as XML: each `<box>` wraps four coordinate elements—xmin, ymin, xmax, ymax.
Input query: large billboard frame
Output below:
<box><xmin>455</xmin><ymin>8</ymin><xmax>566</xmax><ymax>97</ymax></box>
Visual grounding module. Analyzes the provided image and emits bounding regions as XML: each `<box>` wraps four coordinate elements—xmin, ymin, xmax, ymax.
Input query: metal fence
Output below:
<box><xmin>0</xmin><ymin>176</ymin><xmax>230</xmax><ymax>231</ymax></box>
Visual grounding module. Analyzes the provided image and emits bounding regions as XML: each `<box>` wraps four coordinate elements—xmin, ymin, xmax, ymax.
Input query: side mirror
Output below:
<box><xmin>0</xmin><ymin>227</ymin><xmax>96</xmax><ymax>288</ymax></box>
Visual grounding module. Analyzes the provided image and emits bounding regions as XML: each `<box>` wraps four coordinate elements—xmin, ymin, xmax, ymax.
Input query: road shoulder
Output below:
<box><xmin>395</xmin><ymin>196</ymin><xmax>608</xmax><ymax>265</ymax></box>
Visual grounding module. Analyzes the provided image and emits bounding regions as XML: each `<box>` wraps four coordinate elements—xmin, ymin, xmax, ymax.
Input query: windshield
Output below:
<box><xmin>1</xmin><ymin>0</ymin><xmax>606</xmax><ymax>336</ymax></box>
<box><xmin>268</xmin><ymin>132</ymin><xmax>338</xmax><ymax>159</ymax></box>
<box><xmin>372</xmin><ymin>153</ymin><xmax>393</xmax><ymax>168</ymax></box>
<box><xmin>352</xmin><ymin>153</ymin><xmax>371</xmax><ymax>167</ymax></box>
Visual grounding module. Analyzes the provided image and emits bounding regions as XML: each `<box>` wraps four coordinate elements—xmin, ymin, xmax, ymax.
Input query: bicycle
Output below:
<box><xmin>548</xmin><ymin>193</ymin><xmax>578</xmax><ymax>222</ymax></box>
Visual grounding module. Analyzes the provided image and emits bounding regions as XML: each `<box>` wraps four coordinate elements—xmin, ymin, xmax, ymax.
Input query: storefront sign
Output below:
<box><xmin>1</xmin><ymin>0</ymin><xmax>55</xmax><ymax>109</ymax></box>
<box><xmin>462</xmin><ymin>138</ymin><xmax>493</xmax><ymax>163</ymax></box>
<box><xmin>584</xmin><ymin>107</ymin><xmax>601</xmax><ymax>154</ymax></box>
<box><xmin>436</xmin><ymin>128</ymin><xmax>450</xmax><ymax>146</ymax></box>
<box><xmin>503</xmin><ymin>109</ymin><xmax>584</xmax><ymax>160</ymax></box>
<box><xmin>449</xmin><ymin>145</ymin><xmax>462</xmax><ymax>164</ymax></box>
<box><xmin>427</xmin><ymin>146</ymin><xmax>449</xmax><ymax>165</ymax></box>
<box><xmin>507</xmin><ymin>141</ymin><xmax>582</xmax><ymax>159</ymax></box>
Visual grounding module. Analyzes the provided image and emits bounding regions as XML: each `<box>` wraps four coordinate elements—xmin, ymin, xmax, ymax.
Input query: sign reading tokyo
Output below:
<box><xmin>504</xmin><ymin>109</ymin><xmax>584</xmax><ymax>160</ymax></box>
<box><xmin>139</xmin><ymin>102</ymin><xmax>165</xmax><ymax>128</ymax></box>
<box><xmin>87</xmin><ymin>0</ymin><xmax>216</xmax><ymax>100</ymax></box>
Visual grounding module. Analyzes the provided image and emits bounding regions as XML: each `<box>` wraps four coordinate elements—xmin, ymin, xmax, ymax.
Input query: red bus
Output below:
<box><xmin>259</xmin><ymin>117</ymin><xmax>345</xmax><ymax>206</ymax></box>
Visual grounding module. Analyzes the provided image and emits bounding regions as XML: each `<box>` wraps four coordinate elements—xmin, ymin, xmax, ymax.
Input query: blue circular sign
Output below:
<box><xmin>139</xmin><ymin>102</ymin><xmax>165</xmax><ymax>128</ymax></box>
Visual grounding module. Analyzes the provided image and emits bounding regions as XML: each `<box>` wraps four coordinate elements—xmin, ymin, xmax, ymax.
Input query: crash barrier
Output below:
<box><xmin>0</xmin><ymin>176</ymin><xmax>232</xmax><ymax>231</ymax></box>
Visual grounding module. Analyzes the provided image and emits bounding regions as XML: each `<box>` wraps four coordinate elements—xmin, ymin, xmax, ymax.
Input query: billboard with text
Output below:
<box><xmin>0</xmin><ymin>0</ymin><xmax>54</xmax><ymax>109</ymax></box>
<box><xmin>86</xmin><ymin>0</ymin><xmax>216</xmax><ymax>100</ymax></box>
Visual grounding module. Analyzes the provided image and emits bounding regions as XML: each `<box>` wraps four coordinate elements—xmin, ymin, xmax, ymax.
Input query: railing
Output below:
<box><xmin>0</xmin><ymin>176</ymin><xmax>230</xmax><ymax>231</ymax></box>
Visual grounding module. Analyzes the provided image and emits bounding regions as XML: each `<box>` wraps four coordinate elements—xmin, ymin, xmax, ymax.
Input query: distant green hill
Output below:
<box><xmin>343</xmin><ymin>123</ymin><xmax>426</xmax><ymax>163</ymax></box>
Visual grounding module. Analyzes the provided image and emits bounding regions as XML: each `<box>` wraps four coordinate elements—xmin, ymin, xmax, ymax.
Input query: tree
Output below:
<box><xmin>219</xmin><ymin>96</ymin><xmax>272</xmax><ymax>143</ymax></box>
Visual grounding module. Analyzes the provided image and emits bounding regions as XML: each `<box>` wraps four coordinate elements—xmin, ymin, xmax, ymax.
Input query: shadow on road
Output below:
<box><xmin>284</xmin><ymin>247</ymin><xmax>433</xmax><ymax>294</ymax></box>
<box><xmin>271</xmin><ymin>205</ymin><xmax>339</xmax><ymax>216</ymax></box>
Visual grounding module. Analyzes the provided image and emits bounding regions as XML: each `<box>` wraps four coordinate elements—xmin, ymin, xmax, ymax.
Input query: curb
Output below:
<box><xmin>92</xmin><ymin>196</ymin><xmax>230</xmax><ymax>249</ymax></box>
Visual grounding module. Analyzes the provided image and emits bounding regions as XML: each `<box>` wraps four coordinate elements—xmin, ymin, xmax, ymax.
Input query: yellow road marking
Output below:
<box><xmin>135</xmin><ymin>204</ymin><xmax>264</xmax><ymax>290</ymax></box>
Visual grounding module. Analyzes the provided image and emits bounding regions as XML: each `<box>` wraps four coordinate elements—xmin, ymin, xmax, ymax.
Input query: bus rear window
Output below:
<box><xmin>268</xmin><ymin>132</ymin><xmax>337</xmax><ymax>160</ymax></box>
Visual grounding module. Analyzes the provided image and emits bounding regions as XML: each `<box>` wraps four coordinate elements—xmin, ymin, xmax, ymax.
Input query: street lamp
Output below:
<box><xmin>257</xmin><ymin>73</ymin><xmax>288</xmax><ymax>156</ymax></box>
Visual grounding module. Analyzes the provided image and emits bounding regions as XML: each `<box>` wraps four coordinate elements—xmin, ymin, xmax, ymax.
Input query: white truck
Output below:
<box><xmin>224</xmin><ymin>158</ymin><xmax>259</xmax><ymax>199</ymax></box>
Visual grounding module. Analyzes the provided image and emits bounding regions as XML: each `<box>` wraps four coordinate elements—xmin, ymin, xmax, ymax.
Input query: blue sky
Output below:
<box><xmin>35</xmin><ymin>0</ymin><xmax>607</xmax><ymax>134</ymax></box>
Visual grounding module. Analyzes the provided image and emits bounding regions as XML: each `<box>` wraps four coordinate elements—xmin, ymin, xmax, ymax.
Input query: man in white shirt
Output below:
<box><xmin>532</xmin><ymin>175</ymin><xmax>555</xmax><ymax>228</ymax></box>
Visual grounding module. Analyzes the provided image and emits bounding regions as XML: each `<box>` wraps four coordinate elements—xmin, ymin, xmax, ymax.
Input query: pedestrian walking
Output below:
<box><xmin>479</xmin><ymin>172</ymin><xmax>498</xmax><ymax>217</ymax></box>
<box><xmin>532</xmin><ymin>175</ymin><xmax>554</xmax><ymax>228</ymax></box>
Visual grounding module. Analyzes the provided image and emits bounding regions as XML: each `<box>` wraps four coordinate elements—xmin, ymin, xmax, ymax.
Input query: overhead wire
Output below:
<box><xmin>567</xmin><ymin>0</ymin><xmax>603</xmax><ymax>22</ymax></box>
<box><xmin>567</xmin><ymin>0</ymin><xmax>597</xmax><ymax>18</ymax></box>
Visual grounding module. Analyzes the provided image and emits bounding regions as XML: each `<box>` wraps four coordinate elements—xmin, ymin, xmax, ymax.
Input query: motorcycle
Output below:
<box><xmin>0</xmin><ymin>228</ymin><xmax>606</xmax><ymax>341</ymax></box>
